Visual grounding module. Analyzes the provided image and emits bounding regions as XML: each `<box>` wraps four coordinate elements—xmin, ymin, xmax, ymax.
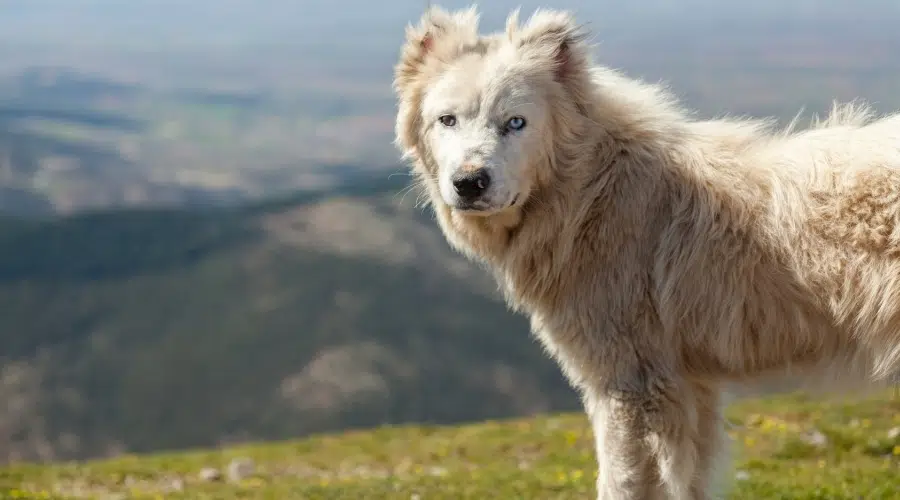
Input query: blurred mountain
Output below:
<box><xmin>0</xmin><ymin>174</ymin><xmax>579</xmax><ymax>463</ymax></box>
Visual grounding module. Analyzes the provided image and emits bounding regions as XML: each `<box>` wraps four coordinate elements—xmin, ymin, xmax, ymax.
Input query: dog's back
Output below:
<box><xmin>655</xmin><ymin>102</ymin><xmax>900</xmax><ymax>386</ymax></box>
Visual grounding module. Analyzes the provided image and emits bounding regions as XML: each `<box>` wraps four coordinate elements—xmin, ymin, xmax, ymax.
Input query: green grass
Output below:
<box><xmin>2</xmin><ymin>390</ymin><xmax>899</xmax><ymax>499</ymax></box>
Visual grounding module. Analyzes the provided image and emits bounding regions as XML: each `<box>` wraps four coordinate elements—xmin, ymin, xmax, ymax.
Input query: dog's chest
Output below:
<box><xmin>524</xmin><ymin>308</ymin><xmax>607</xmax><ymax>389</ymax></box>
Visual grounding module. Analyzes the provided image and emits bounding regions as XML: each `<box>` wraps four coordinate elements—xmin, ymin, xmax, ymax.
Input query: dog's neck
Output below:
<box><xmin>434</xmin><ymin>134</ymin><xmax>624</xmax><ymax>315</ymax></box>
<box><xmin>430</xmin><ymin>68</ymin><xmax>694</xmax><ymax>314</ymax></box>
<box><xmin>439</xmin><ymin>151</ymin><xmax>684</xmax><ymax>319</ymax></box>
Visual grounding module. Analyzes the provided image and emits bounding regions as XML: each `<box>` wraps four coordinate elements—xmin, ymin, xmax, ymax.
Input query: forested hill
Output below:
<box><xmin>0</xmin><ymin>174</ymin><xmax>579</xmax><ymax>463</ymax></box>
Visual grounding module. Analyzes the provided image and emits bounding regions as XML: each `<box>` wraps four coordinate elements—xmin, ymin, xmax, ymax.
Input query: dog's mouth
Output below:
<box><xmin>452</xmin><ymin>203</ymin><xmax>494</xmax><ymax>215</ymax></box>
<box><xmin>452</xmin><ymin>194</ymin><xmax>521</xmax><ymax>216</ymax></box>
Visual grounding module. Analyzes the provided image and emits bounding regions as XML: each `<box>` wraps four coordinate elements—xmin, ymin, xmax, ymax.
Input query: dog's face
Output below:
<box><xmin>420</xmin><ymin>53</ymin><xmax>548</xmax><ymax>214</ymax></box>
<box><xmin>394</xmin><ymin>7</ymin><xmax>592</xmax><ymax>218</ymax></box>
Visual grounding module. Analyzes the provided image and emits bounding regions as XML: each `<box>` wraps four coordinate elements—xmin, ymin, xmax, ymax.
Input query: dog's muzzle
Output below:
<box><xmin>451</xmin><ymin>168</ymin><xmax>491</xmax><ymax>206</ymax></box>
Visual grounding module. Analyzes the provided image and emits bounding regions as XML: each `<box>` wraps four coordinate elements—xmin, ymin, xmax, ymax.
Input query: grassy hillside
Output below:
<box><xmin>1</xmin><ymin>389</ymin><xmax>898</xmax><ymax>499</ymax></box>
<box><xmin>0</xmin><ymin>174</ymin><xmax>580</xmax><ymax>464</ymax></box>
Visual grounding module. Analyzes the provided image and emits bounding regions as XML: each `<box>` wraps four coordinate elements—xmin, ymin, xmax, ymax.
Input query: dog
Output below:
<box><xmin>393</xmin><ymin>6</ymin><xmax>900</xmax><ymax>499</ymax></box>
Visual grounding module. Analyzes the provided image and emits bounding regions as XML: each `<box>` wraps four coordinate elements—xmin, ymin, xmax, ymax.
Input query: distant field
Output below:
<box><xmin>2</xmin><ymin>390</ymin><xmax>898</xmax><ymax>499</ymax></box>
<box><xmin>0</xmin><ymin>65</ymin><xmax>400</xmax><ymax>214</ymax></box>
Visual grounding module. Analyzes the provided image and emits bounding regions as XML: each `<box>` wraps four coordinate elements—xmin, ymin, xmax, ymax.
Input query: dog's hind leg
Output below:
<box><xmin>671</xmin><ymin>381</ymin><xmax>729</xmax><ymax>500</ymax></box>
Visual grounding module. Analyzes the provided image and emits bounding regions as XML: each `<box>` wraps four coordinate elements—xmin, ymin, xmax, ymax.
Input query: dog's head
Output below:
<box><xmin>393</xmin><ymin>6</ymin><xmax>593</xmax><ymax>217</ymax></box>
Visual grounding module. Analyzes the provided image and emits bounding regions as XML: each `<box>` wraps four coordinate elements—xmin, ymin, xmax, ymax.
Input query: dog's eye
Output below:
<box><xmin>506</xmin><ymin>116</ymin><xmax>526</xmax><ymax>131</ymax></box>
<box><xmin>438</xmin><ymin>115</ymin><xmax>457</xmax><ymax>127</ymax></box>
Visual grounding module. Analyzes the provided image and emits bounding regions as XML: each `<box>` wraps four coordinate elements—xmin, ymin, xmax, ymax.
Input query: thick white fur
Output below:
<box><xmin>394</xmin><ymin>6</ymin><xmax>900</xmax><ymax>499</ymax></box>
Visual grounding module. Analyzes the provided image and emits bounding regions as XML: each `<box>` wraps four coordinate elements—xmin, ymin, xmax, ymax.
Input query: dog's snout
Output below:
<box><xmin>452</xmin><ymin>168</ymin><xmax>491</xmax><ymax>201</ymax></box>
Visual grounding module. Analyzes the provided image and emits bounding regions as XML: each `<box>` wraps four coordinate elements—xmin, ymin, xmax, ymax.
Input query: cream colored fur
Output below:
<box><xmin>393</xmin><ymin>6</ymin><xmax>900</xmax><ymax>499</ymax></box>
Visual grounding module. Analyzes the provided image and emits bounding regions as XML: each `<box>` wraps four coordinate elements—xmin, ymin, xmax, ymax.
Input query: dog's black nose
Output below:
<box><xmin>452</xmin><ymin>168</ymin><xmax>491</xmax><ymax>201</ymax></box>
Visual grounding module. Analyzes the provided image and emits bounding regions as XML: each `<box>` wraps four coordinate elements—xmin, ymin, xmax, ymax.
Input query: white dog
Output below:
<box><xmin>394</xmin><ymin>6</ymin><xmax>900</xmax><ymax>499</ymax></box>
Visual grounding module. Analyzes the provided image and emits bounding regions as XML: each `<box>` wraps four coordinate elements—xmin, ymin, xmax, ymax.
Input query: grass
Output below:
<box><xmin>1</xmin><ymin>390</ymin><xmax>899</xmax><ymax>499</ymax></box>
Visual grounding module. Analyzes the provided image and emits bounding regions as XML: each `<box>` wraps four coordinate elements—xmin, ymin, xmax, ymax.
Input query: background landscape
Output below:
<box><xmin>2</xmin><ymin>0</ymin><xmax>900</xmax><ymax>467</ymax></box>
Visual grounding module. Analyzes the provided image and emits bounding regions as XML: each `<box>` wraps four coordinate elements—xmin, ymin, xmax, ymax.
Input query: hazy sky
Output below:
<box><xmin>4</xmin><ymin>0</ymin><xmax>896</xmax><ymax>49</ymax></box>
<box><xmin>2</xmin><ymin>0</ymin><xmax>898</xmax><ymax>88</ymax></box>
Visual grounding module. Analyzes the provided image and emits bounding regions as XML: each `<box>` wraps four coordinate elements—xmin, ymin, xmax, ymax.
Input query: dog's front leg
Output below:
<box><xmin>588</xmin><ymin>389</ymin><xmax>665</xmax><ymax>499</ymax></box>
<box><xmin>586</xmin><ymin>377</ymin><xmax>725</xmax><ymax>500</ymax></box>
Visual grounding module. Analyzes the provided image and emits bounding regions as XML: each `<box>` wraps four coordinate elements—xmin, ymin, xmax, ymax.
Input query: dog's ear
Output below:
<box><xmin>508</xmin><ymin>9</ymin><xmax>590</xmax><ymax>84</ymax></box>
<box><xmin>394</xmin><ymin>6</ymin><xmax>480</xmax><ymax>93</ymax></box>
<box><xmin>394</xmin><ymin>6</ymin><xmax>480</xmax><ymax>159</ymax></box>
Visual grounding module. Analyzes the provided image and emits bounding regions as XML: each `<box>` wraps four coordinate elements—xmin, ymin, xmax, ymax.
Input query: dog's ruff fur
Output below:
<box><xmin>393</xmin><ymin>6</ymin><xmax>900</xmax><ymax>499</ymax></box>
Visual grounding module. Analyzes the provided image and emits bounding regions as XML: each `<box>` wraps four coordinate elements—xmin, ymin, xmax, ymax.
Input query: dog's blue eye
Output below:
<box><xmin>506</xmin><ymin>116</ymin><xmax>526</xmax><ymax>131</ymax></box>
<box><xmin>439</xmin><ymin>115</ymin><xmax>457</xmax><ymax>127</ymax></box>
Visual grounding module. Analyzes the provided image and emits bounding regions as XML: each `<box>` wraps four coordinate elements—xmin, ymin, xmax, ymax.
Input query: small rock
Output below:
<box><xmin>199</xmin><ymin>467</ymin><xmax>222</xmax><ymax>482</ymax></box>
<box><xmin>410</xmin><ymin>495</ymin><xmax>421</xmax><ymax>500</ymax></box>
<box><xmin>734</xmin><ymin>470</ymin><xmax>751</xmax><ymax>481</ymax></box>
<box><xmin>888</xmin><ymin>427</ymin><xmax>900</xmax><ymax>441</ymax></box>
<box><xmin>169</xmin><ymin>477</ymin><xmax>185</xmax><ymax>492</ymax></box>
<box><xmin>802</xmin><ymin>429</ymin><xmax>828</xmax><ymax>448</ymax></box>
<box><xmin>227</xmin><ymin>457</ymin><xmax>255</xmax><ymax>482</ymax></box>
<box><xmin>427</xmin><ymin>466</ymin><xmax>448</xmax><ymax>477</ymax></box>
